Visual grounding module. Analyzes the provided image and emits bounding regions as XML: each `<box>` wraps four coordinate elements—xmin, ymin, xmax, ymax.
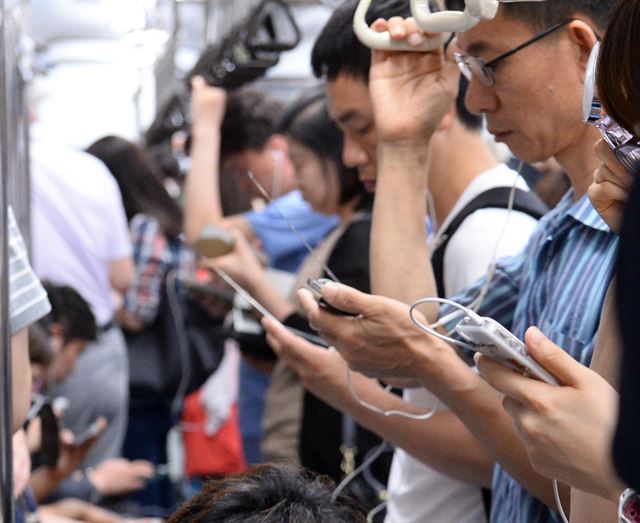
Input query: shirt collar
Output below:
<box><xmin>564</xmin><ymin>190</ymin><xmax>612</xmax><ymax>232</ymax></box>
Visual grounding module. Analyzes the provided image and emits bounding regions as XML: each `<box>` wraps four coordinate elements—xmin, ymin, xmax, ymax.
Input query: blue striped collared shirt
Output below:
<box><xmin>442</xmin><ymin>190</ymin><xmax>619</xmax><ymax>523</ymax></box>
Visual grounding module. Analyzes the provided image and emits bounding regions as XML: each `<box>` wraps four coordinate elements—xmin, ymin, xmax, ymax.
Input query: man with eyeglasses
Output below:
<box><xmin>271</xmin><ymin>2</ymin><xmax>621</xmax><ymax>522</ymax></box>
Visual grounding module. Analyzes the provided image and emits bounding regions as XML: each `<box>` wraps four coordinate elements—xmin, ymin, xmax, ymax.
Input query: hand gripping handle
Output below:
<box><xmin>353</xmin><ymin>0</ymin><xmax>451</xmax><ymax>52</ymax></box>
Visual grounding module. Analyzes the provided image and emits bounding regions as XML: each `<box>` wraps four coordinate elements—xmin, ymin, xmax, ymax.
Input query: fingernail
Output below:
<box><xmin>473</xmin><ymin>352</ymin><xmax>481</xmax><ymax>365</ymax></box>
<box><xmin>322</xmin><ymin>282</ymin><xmax>339</xmax><ymax>300</ymax></box>
<box><xmin>527</xmin><ymin>326</ymin><xmax>543</xmax><ymax>345</ymax></box>
<box><xmin>408</xmin><ymin>33</ymin><xmax>424</xmax><ymax>46</ymax></box>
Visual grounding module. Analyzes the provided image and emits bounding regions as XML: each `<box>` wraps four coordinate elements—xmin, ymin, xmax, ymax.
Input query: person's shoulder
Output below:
<box><xmin>269</xmin><ymin>190</ymin><xmax>310</xmax><ymax>212</ymax></box>
<box><xmin>32</xmin><ymin>139</ymin><xmax>119</xmax><ymax>194</ymax></box>
<box><xmin>332</xmin><ymin>214</ymin><xmax>372</xmax><ymax>255</ymax></box>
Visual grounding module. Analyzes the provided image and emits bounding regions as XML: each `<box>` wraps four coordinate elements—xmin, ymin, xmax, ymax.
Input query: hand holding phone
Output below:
<box><xmin>306</xmin><ymin>279</ymin><xmax>359</xmax><ymax>317</ymax></box>
<box><xmin>455</xmin><ymin>316</ymin><xmax>559</xmax><ymax>386</ymax></box>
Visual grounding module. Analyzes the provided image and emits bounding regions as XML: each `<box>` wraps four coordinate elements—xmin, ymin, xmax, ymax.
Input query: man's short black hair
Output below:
<box><xmin>39</xmin><ymin>282</ymin><xmax>96</xmax><ymax>344</ymax></box>
<box><xmin>220</xmin><ymin>89</ymin><xmax>284</xmax><ymax>161</ymax></box>
<box><xmin>446</xmin><ymin>0</ymin><xmax>615</xmax><ymax>31</ymax></box>
<box><xmin>312</xmin><ymin>0</ymin><xmax>482</xmax><ymax>131</ymax></box>
<box><xmin>168</xmin><ymin>464</ymin><xmax>367</xmax><ymax>523</ymax></box>
<box><xmin>28</xmin><ymin>324</ymin><xmax>53</xmax><ymax>367</ymax></box>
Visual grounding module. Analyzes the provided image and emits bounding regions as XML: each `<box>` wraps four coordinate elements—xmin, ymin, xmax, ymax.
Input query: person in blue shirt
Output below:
<box><xmin>183</xmin><ymin>78</ymin><xmax>338</xmax><ymax>464</ymax></box>
<box><xmin>184</xmin><ymin>77</ymin><xmax>338</xmax><ymax>272</ymax></box>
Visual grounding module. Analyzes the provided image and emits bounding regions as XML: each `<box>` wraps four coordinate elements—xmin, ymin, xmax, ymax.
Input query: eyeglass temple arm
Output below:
<box><xmin>485</xmin><ymin>19</ymin><xmax>570</xmax><ymax>68</ymax></box>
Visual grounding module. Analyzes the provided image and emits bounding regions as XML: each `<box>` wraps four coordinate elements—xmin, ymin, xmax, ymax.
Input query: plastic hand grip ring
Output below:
<box><xmin>353</xmin><ymin>0</ymin><xmax>451</xmax><ymax>52</ymax></box>
<box><xmin>412</xmin><ymin>0</ymin><xmax>498</xmax><ymax>33</ymax></box>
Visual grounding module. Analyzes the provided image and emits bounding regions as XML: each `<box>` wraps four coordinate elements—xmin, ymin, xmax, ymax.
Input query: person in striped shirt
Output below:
<box><xmin>265</xmin><ymin>1</ymin><xmax>620</xmax><ymax>523</ymax></box>
<box><xmin>8</xmin><ymin>206</ymin><xmax>51</xmax><ymax>431</ymax></box>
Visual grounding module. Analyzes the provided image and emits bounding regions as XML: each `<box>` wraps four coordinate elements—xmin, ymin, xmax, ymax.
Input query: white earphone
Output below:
<box><xmin>271</xmin><ymin>148</ymin><xmax>285</xmax><ymax>199</ymax></box>
<box><xmin>353</xmin><ymin>0</ymin><xmax>543</xmax><ymax>52</ymax></box>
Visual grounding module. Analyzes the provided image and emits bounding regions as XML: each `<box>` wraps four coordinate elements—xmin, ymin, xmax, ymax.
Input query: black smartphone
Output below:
<box><xmin>306</xmin><ymin>278</ymin><xmax>358</xmax><ymax>317</ymax></box>
<box><xmin>26</xmin><ymin>399</ymin><xmax>60</xmax><ymax>469</ymax></box>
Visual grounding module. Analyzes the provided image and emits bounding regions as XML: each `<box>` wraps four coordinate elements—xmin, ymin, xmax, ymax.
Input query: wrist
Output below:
<box><xmin>191</xmin><ymin>123</ymin><xmax>222</xmax><ymax>140</ymax></box>
<box><xmin>378</xmin><ymin>142</ymin><xmax>431</xmax><ymax>186</ymax></box>
<box><xmin>379</xmin><ymin>140</ymin><xmax>432</xmax><ymax>157</ymax></box>
<box><xmin>415</xmin><ymin>338</ymin><xmax>472</xmax><ymax>394</ymax></box>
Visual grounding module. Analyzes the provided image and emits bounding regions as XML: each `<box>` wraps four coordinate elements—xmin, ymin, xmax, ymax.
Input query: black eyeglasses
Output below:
<box><xmin>453</xmin><ymin>19</ymin><xmax>571</xmax><ymax>87</ymax></box>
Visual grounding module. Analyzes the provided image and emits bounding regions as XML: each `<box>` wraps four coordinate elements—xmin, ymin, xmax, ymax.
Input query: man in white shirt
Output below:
<box><xmin>263</xmin><ymin>1</ymin><xmax>542</xmax><ymax>521</ymax></box>
<box><xmin>30</xmin><ymin>130</ymin><xmax>133</xmax><ymax>465</ymax></box>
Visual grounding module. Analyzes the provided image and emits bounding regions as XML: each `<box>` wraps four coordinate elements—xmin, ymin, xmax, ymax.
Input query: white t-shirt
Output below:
<box><xmin>385</xmin><ymin>164</ymin><xmax>540</xmax><ymax>523</ymax></box>
<box><xmin>30</xmin><ymin>134</ymin><xmax>132</xmax><ymax>325</ymax></box>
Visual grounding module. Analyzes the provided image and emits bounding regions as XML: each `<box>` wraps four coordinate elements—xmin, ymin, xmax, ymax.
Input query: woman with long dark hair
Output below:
<box><xmin>86</xmin><ymin>136</ymin><xmax>195</xmax><ymax>510</ymax></box>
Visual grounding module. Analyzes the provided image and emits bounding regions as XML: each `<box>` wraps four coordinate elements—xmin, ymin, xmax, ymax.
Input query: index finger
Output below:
<box><xmin>595</xmin><ymin>139</ymin><xmax>634</xmax><ymax>183</ymax></box>
<box><xmin>263</xmin><ymin>317</ymin><xmax>325</xmax><ymax>370</ymax></box>
<box><xmin>475</xmin><ymin>353</ymin><xmax>549</xmax><ymax>403</ymax></box>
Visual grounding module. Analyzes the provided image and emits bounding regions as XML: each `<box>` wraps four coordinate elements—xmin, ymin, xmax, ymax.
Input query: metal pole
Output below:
<box><xmin>0</xmin><ymin>0</ymin><xmax>16</xmax><ymax>518</ymax></box>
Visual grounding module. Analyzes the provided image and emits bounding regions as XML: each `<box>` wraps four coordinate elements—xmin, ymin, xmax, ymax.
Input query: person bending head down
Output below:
<box><xmin>168</xmin><ymin>464</ymin><xmax>366</xmax><ymax>523</ymax></box>
<box><xmin>220</xmin><ymin>91</ymin><xmax>296</xmax><ymax>200</ymax></box>
<box><xmin>448</xmin><ymin>0</ymin><xmax>614</xmax><ymax>180</ymax></box>
<box><xmin>311</xmin><ymin>0</ymin><xmax>483</xmax><ymax>192</ymax></box>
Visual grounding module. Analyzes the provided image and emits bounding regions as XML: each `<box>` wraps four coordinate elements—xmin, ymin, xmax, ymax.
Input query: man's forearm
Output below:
<box><xmin>371</xmin><ymin>143</ymin><xmax>438</xmax><ymax>318</ymax></box>
<box><xmin>414</xmin><ymin>344</ymin><xmax>566</xmax><ymax>510</ymax></box>
<box><xmin>339</xmin><ymin>375</ymin><xmax>493</xmax><ymax>487</ymax></box>
<box><xmin>184</xmin><ymin>125</ymin><xmax>223</xmax><ymax>244</ymax></box>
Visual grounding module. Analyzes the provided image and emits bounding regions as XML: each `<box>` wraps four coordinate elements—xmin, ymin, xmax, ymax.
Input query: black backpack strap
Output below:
<box><xmin>432</xmin><ymin>187</ymin><xmax>548</xmax><ymax>297</ymax></box>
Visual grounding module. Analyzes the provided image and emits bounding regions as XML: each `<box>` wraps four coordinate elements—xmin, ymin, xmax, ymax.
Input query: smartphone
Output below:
<box><xmin>306</xmin><ymin>278</ymin><xmax>359</xmax><ymax>317</ymax></box>
<box><xmin>455</xmin><ymin>316</ymin><xmax>559</xmax><ymax>386</ymax></box>
<box><xmin>195</xmin><ymin>224</ymin><xmax>235</xmax><ymax>259</ymax></box>
<box><xmin>37</xmin><ymin>402</ymin><xmax>61</xmax><ymax>468</ymax></box>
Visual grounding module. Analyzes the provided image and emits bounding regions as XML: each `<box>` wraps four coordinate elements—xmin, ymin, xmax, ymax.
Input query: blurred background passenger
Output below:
<box><xmin>86</xmin><ymin>135</ymin><xmax>199</xmax><ymax>512</ymax></box>
<box><xmin>185</xmin><ymin>80</ymin><xmax>339</xmax><ymax>465</ymax></box>
<box><xmin>30</xmin><ymin>127</ymin><xmax>134</xmax><ymax>466</ymax></box>
<box><xmin>22</xmin><ymin>282</ymin><xmax>154</xmax><ymax>510</ymax></box>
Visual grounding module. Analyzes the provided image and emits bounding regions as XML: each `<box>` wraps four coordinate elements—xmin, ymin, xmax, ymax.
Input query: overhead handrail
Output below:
<box><xmin>354</xmin><ymin>0</ymin><xmax>544</xmax><ymax>52</ymax></box>
<box><xmin>353</xmin><ymin>0</ymin><xmax>451</xmax><ymax>52</ymax></box>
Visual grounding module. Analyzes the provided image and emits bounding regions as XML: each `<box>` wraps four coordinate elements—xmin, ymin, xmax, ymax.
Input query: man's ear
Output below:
<box><xmin>567</xmin><ymin>19</ymin><xmax>599</xmax><ymax>76</ymax></box>
<box><xmin>266</xmin><ymin>134</ymin><xmax>290</xmax><ymax>155</ymax></box>
<box><xmin>436</xmin><ymin>104</ymin><xmax>457</xmax><ymax>133</ymax></box>
<box><xmin>48</xmin><ymin>322</ymin><xmax>63</xmax><ymax>338</ymax></box>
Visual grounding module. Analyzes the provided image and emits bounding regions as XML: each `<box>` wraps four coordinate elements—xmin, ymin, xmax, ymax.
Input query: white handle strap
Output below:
<box><xmin>411</xmin><ymin>0</ymin><xmax>498</xmax><ymax>33</ymax></box>
<box><xmin>353</xmin><ymin>0</ymin><xmax>451</xmax><ymax>52</ymax></box>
